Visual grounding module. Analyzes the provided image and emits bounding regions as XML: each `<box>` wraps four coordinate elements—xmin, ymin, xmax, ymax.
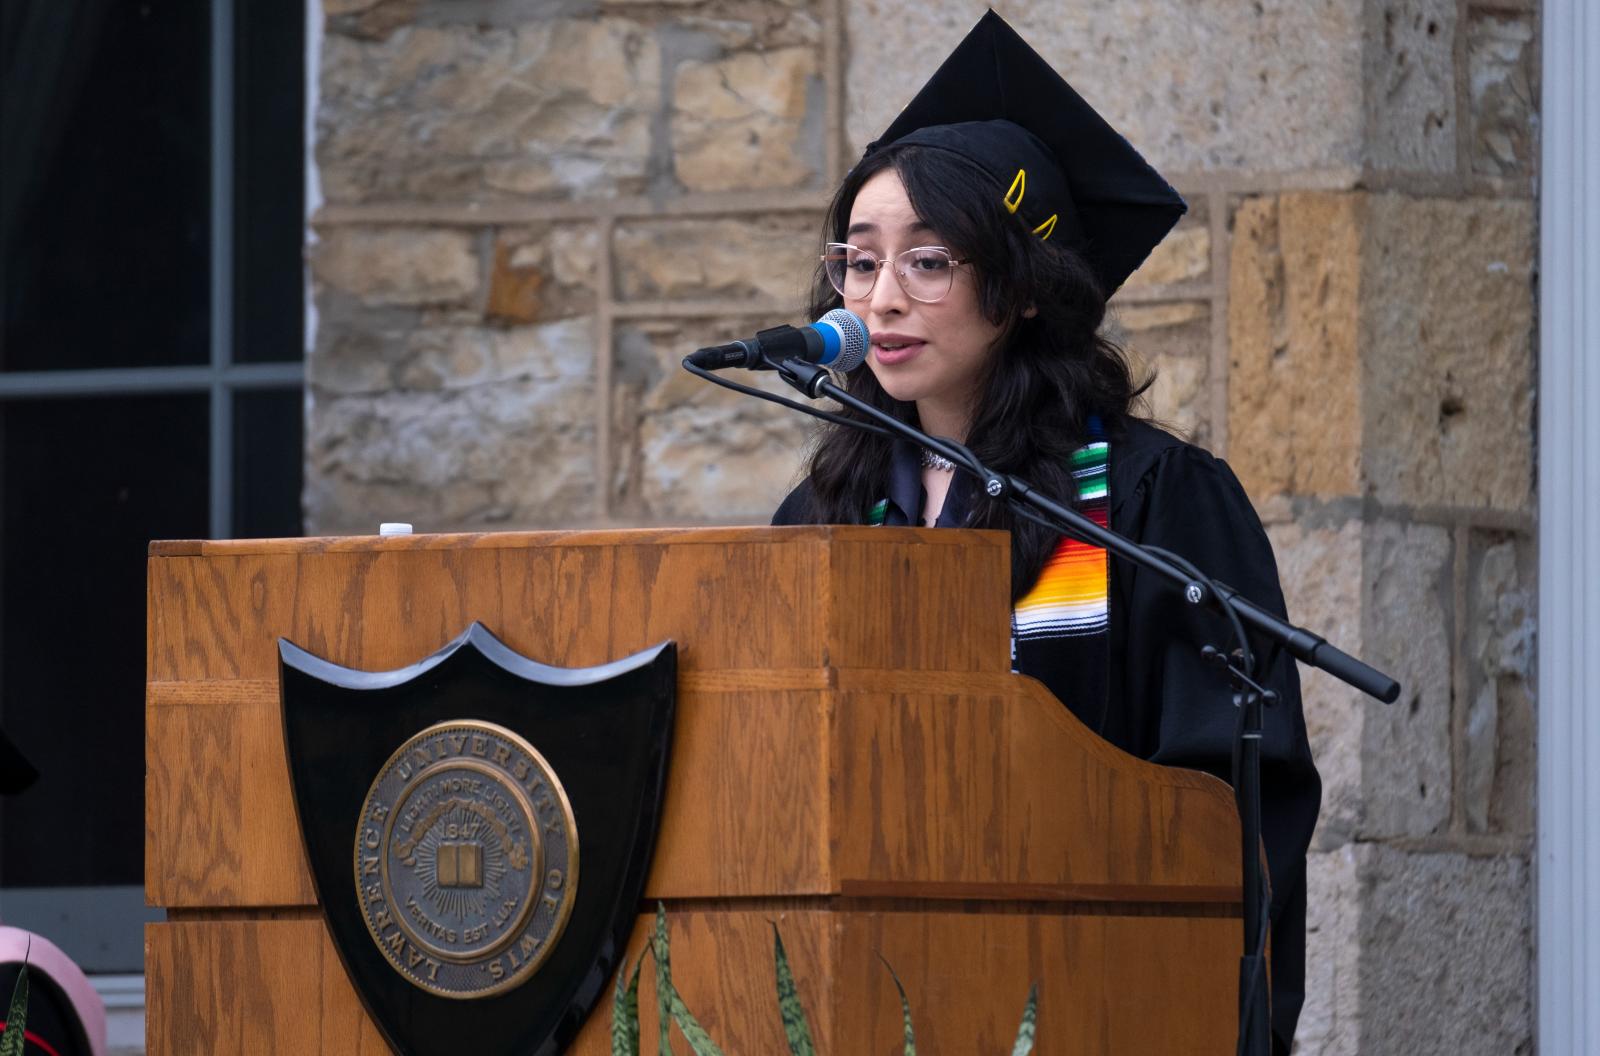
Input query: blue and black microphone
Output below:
<box><xmin>686</xmin><ymin>309</ymin><xmax>869</xmax><ymax>374</ymax></box>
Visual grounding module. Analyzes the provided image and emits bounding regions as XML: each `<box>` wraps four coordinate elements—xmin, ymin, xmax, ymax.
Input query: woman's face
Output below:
<box><xmin>842</xmin><ymin>168</ymin><xmax>1005</xmax><ymax>434</ymax></box>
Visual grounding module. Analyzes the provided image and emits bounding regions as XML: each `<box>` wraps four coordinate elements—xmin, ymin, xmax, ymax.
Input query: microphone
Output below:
<box><xmin>687</xmin><ymin>309</ymin><xmax>869</xmax><ymax>373</ymax></box>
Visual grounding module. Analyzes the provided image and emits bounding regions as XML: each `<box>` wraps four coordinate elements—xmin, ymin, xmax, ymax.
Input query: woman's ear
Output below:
<box><xmin>1023</xmin><ymin>304</ymin><xmax>1039</xmax><ymax>319</ymax></box>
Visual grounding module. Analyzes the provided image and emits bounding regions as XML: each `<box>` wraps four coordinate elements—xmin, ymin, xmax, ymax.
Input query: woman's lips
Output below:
<box><xmin>871</xmin><ymin>338</ymin><xmax>926</xmax><ymax>365</ymax></box>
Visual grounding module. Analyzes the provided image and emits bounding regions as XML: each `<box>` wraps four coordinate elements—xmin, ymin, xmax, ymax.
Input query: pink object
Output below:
<box><xmin>0</xmin><ymin>925</ymin><xmax>106</xmax><ymax>1056</ymax></box>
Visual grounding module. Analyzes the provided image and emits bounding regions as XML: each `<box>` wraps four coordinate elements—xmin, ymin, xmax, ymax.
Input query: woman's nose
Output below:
<box><xmin>865</xmin><ymin>261</ymin><xmax>909</xmax><ymax>315</ymax></box>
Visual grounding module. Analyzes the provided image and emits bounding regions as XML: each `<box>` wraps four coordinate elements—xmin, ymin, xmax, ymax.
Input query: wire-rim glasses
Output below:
<box><xmin>821</xmin><ymin>243</ymin><xmax>971</xmax><ymax>304</ymax></box>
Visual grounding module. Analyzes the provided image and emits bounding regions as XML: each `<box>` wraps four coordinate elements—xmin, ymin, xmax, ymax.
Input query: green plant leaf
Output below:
<box><xmin>0</xmin><ymin>962</ymin><xmax>29</xmax><ymax>1056</ymax></box>
<box><xmin>665</xmin><ymin>989</ymin><xmax>725</xmax><ymax>1056</ymax></box>
<box><xmin>653</xmin><ymin>905</ymin><xmax>674</xmax><ymax>1056</ymax></box>
<box><xmin>878</xmin><ymin>955</ymin><xmax>916</xmax><ymax>1056</ymax></box>
<box><xmin>611</xmin><ymin>953</ymin><xmax>643</xmax><ymax>1056</ymax></box>
<box><xmin>771</xmin><ymin>923</ymin><xmax>816</xmax><ymax>1056</ymax></box>
<box><xmin>1010</xmin><ymin>983</ymin><xmax>1039</xmax><ymax>1056</ymax></box>
<box><xmin>647</xmin><ymin>905</ymin><xmax>724</xmax><ymax>1056</ymax></box>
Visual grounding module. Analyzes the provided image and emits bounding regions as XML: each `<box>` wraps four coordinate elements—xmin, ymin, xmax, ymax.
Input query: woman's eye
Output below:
<box><xmin>908</xmin><ymin>255</ymin><xmax>950</xmax><ymax>272</ymax></box>
<box><xmin>846</xmin><ymin>258</ymin><xmax>878</xmax><ymax>273</ymax></box>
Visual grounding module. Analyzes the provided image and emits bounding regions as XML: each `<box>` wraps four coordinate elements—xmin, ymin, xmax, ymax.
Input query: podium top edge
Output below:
<box><xmin>148</xmin><ymin>525</ymin><xmax>1011</xmax><ymax>558</ymax></box>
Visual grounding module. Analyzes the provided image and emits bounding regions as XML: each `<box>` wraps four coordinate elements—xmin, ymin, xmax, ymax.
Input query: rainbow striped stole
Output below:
<box><xmin>864</xmin><ymin>427</ymin><xmax>1111</xmax><ymax>644</ymax></box>
<box><xmin>1012</xmin><ymin>430</ymin><xmax>1110</xmax><ymax>641</ymax></box>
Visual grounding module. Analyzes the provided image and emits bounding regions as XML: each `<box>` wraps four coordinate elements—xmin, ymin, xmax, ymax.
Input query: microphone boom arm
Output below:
<box><xmin>693</xmin><ymin>347</ymin><xmax>1400</xmax><ymax>1056</ymax></box>
<box><xmin>772</xmin><ymin>357</ymin><xmax>1400</xmax><ymax>703</ymax></box>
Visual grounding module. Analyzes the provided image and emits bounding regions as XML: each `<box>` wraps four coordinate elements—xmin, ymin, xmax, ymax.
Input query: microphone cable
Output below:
<box><xmin>680</xmin><ymin>357</ymin><xmax>902</xmax><ymax>443</ymax></box>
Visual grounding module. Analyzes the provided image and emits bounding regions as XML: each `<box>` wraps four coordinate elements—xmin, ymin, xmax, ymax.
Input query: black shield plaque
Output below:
<box><xmin>279</xmin><ymin>623</ymin><xmax>675</xmax><ymax>1056</ymax></box>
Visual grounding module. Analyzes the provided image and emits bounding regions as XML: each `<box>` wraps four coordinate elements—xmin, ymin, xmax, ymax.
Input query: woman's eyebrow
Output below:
<box><xmin>845</xmin><ymin>220</ymin><xmax>936</xmax><ymax>238</ymax></box>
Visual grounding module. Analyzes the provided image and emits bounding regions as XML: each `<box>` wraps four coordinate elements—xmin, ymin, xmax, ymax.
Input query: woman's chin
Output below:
<box><xmin>867</xmin><ymin>368</ymin><xmax>923</xmax><ymax>406</ymax></box>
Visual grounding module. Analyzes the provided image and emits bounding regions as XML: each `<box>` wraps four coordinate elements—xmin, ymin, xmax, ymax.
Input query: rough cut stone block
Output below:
<box><xmin>314</xmin><ymin>309</ymin><xmax>427</xmax><ymax>396</ymax></box>
<box><xmin>1357</xmin><ymin>847</ymin><xmax>1531</xmax><ymax>1054</ymax></box>
<box><xmin>318</xmin><ymin>19</ymin><xmax>660</xmax><ymax>202</ymax></box>
<box><xmin>610</xmin><ymin>0</ymin><xmax>823</xmax><ymax>50</ymax></box>
<box><xmin>1300</xmin><ymin>847</ymin><xmax>1532</xmax><ymax>1054</ymax></box>
<box><xmin>611</xmin><ymin>317</ymin><xmax>813</xmax><ymax>521</ymax></box>
<box><xmin>487</xmin><ymin>225</ymin><xmax>600</xmax><ymax>324</ymax></box>
<box><xmin>312</xmin><ymin>227</ymin><xmax>480</xmax><ymax>307</ymax></box>
<box><xmin>1271</xmin><ymin>518</ymin><xmax>1452</xmax><ymax>845</ymax></box>
<box><xmin>1123</xmin><ymin>222</ymin><xmax>1211</xmax><ymax>291</ymax></box>
<box><xmin>613</xmin><ymin>214</ymin><xmax>823</xmax><ymax>304</ymax></box>
<box><xmin>1463</xmin><ymin>531</ymin><xmax>1535</xmax><ymax>837</ymax></box>
<box><xmin>1468</xmin><ymin>12</ymin><xmax>1536</xmax><ymax>177</ymax></box>
<box><xmin>1228</xmin><ymin>194</ymin><xmax>1363</xmax><ymax>502</ymax></box>
<box><xmin>1111</xmin><ymin>302</ymin><xmax>1211</xmax><ymax>446</ymax></box>
<box><xmin>1229</xmin><ymin>193</ymin><xmax>1535</xmax><ymax>512</ymax></box>
<box><xmin>1360</xmin><ymin>520</ymin><xmax>1452</xmax><ymax>840</ymax></box>
<box><xmin>325</xmin><ymin>0</ymin><xmax>419</xmax><ymax>41</ymax></box>
<box><xmin>1299</xmin><ymin>846</ymin><xmax>1361</xmax><ymax>1055</ymax></box>
<box><xmin>672</xmin><ymin>46</ymin><xmax>821</xmax><ymax>192</ymax></box>
<box><xmin>1269</xmin><ymin>520</ymin><xmax>1365</xmax><ymax>849</ymax></box>
<box><xmin>1361</xmin><ymin>0</ymin><xmax>1457</xmax><ymax>173</ymax></box>
<box><xmin>1361</xmin><ymin>195</ymin><xmax>1535</xmax><ymax>512</ymax></box>
<box><xmin>307</xmin><ymin>319</ymin><xmax>598</xmax><ymax>533</ymax></box>
<box><xmin>844</xmin><ymin>0</ymin><xmax>1366</xmax><ymax>175</ymax></box>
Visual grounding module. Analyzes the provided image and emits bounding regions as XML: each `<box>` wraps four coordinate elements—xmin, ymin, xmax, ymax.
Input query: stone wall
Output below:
<box><xmin>310</xmin><ymin>0</ymin><xmax>835</xmax><ymax>532</ymax></box>
<box><xmin>308</xmin><ymin>1</ymin><xmax>1540</xmax><ymax>1051</ymax></box>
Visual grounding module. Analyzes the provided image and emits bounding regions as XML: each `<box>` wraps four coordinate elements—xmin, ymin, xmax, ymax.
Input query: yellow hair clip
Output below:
<box><xmin>1032</xmin><ymin>214</ymin><xmax>1058</xmax><ymax>241</ymax></box>
<box><xmin>1004</xmin><ymin>169</ymin><xmax>1026</xmax><ymax>214</ymax></box>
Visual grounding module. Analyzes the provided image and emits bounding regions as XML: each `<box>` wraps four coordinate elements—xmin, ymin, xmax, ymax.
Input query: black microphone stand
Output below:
<box><xmin>756</xmin><ymin>356</ymin><xmax>1401</xmax><ymax>1056</ymax></box>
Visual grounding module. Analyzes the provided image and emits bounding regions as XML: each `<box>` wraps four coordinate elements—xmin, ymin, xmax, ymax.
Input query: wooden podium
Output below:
<box><xmin>145</xmin><ymin>527</ymin><xmax>1242</xmax><ymax>1053</ymax></box>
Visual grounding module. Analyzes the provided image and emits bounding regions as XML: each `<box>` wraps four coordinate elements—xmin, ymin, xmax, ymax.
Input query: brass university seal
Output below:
<box><xmin>355</xmin><ymin>719</ymin><xmax>578</xmax><ymax>999</ymax></box>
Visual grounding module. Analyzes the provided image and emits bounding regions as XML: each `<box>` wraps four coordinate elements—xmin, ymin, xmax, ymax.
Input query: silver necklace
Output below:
<box><xmin>920</xmin><ymin>448</ymin><xmax>957</xmax><ymax>472</ymax></box>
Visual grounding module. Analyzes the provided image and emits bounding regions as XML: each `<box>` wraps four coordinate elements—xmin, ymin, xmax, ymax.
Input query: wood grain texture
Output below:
<box><xmin>831</xmin><ymin>673</ymin><xmax>1241</xmax><ymax>897</ymax></box>
<box><xmin>146</xmin><ymin>529</ymin><xmax>1244</xmax><ymax>1052</ymax></box>
<box><xmin>147</xmin><ymin>530</ymin><xmax>1237</xmax><ymax>906</ymax></box>
<box><xmin>146</xmin><ymin>912</ymin><xmax>831</xmax><ymax>1055</ymax></box>
<box><xmin>147</xmin><ymin>525</ymin><xmax>985</xmax><ymax>558</ymax></box>
<box><xmin>147</xmin><ymin>538</ymin><xmax>823</xmax><ymax>681</ymax></box>
<box><xmin>647</xmin><ymin>689</ymin><xmax>830</xmax><ymax>898</ymax></box>
<box><xmin>146</xmin><ymin>667</ymin><xmax>1240</xmax><ymax>907</ymax></box>
<box><xmin>147</xmin><ymin>906</ymin><xmax>1234</xmax><ymax>1055</ymax></box>
<box><xmin>834</xmin><ymin>910</ymin><xmax>1238</xmax><ymax>1055</ymax></box>
<box><xmin>146</xmin><ymin>919</ymin><xmax>390</xmax><ymax>1055</ymax></box>
<box><xmin>566</xmin><ymin>909</ymin><xmax>836</xmax><ymax>1055</ymax></box>
<box><xmin>146</xmin><ymin>682</ymin><xmax>832</xmax><ymax>907</ymax></box>
<box><xmin>145</xmin><ymin>919</ymin><xmax>327</xmax><ymax>1053</ymax></box>
<box><xmin>835</xmin><ymin>880</ymin><xmax>1242</xmax><ymax>906</ymax></box>
<box><xmin>145</xmin><ymin>697</ymin><xmax>315</xmax><ymax>907</ymax></box>
<box><xmin>146</xmin><ymin>529</ymin><xmax>1023</xmax><ymax>907</ymax></box>
<box><xmin>146</xmin><ymin>527</ymin><xmax>1004</xmax><ymax>681</ymax></box>
<box><xmin>828</xmin><ymin>535</ymin><xmax>1011</xmax><ymax>672</ymax></box>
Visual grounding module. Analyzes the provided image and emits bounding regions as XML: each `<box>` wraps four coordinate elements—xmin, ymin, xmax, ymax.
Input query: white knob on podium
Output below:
<box><xmin>379</xmin><ymin>522</ymin><xmax>413</xmax><ymax>536</ymax></box>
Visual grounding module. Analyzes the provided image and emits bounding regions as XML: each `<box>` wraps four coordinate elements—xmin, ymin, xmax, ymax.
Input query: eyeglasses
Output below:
<box><xmin>821</xmin><ymin>243</ymin><xmax>971</xmax><ymax>304</ymax></box>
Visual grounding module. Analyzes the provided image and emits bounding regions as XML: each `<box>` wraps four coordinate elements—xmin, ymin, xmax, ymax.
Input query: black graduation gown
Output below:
<box><xmin>772</xmin><ymin>417</ymin><xmax>1321</xmax><ymax>1053</ymax></box>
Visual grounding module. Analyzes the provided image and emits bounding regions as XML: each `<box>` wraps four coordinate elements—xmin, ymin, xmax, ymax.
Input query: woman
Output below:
<box><xmin>772</xmin><ymin>13</ymin><xmax>1320</xmax><ymax>1054</ymax></box>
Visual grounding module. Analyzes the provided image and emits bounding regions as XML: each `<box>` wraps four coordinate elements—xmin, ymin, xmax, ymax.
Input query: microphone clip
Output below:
<box><xmin>774</xmin><ymin>357</ymin><xmax>831</xmax><ymax>399</ymax></box>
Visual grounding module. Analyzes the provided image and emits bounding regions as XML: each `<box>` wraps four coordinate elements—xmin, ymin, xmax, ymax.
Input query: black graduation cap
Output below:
<box><xmin>863</xmin><ymin>9</ymin><xmax>1185</xmax><ymax>295</ymax></box>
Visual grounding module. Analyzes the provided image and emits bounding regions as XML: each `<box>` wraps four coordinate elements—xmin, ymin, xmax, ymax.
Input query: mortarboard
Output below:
<box><xmin>863</xmin><ymin>10</ymin><xmax>1186</xmax><ymax>295</ymax></box>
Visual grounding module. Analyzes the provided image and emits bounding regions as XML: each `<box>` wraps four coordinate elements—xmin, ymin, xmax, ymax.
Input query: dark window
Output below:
<box><xmin>233</xmin><ymin>3</ymin><xmax>306</xmax><ymax>366</ymax></box>
<box><xmin>0</xmin><ymin>1</ymin><xmax>305</xmax><ymax>972</ymax></box>
<box><xmin>0</xmin><ymin>394</ymin><xmax>210</xmax><ymax>885</ymax></box>
<box><xmin>0</xmin><ymin>2</ymin><xmax>212</xmax><ymax>373</ymax></box>
<box><xmin>234</xmin><ymin>388</ymin><xmax>304</xmax><ymax>539</ymax></box>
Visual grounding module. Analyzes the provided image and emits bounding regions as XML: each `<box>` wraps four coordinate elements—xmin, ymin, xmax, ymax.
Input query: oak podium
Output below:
<box><xmin>145</xmin><ymin>527</ymin><xmax>1242</xmax><ymax>1053</ymax></box>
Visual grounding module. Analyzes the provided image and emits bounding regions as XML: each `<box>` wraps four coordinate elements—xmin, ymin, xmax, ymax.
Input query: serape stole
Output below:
<box><xmin>864</xmin><ymin>424</ymin><xmax>1112</xmax><ymax>695</ymax></box>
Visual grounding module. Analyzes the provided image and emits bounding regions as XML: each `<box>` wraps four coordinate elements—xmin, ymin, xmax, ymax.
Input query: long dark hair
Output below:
<box><xmin>802</xmin><ymin>144</ymin><xmax>1150</xmax><ymax>600</ymax></box>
